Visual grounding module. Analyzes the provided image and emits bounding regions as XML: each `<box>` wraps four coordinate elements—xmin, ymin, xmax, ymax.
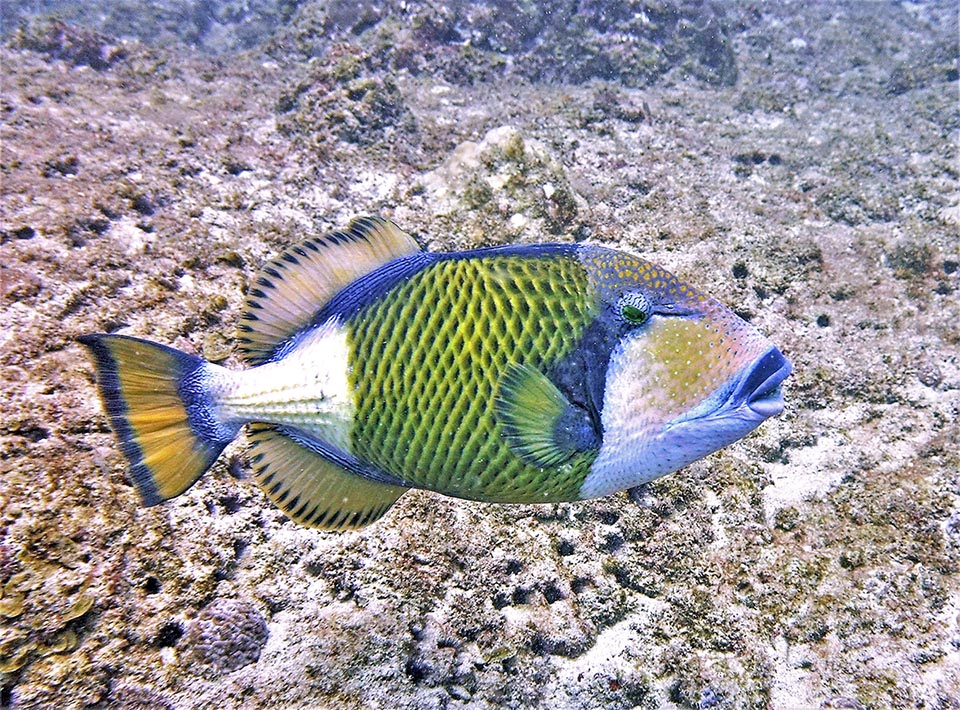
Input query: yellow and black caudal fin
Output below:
<box><xmin>494</xmin><ymin>364</ymin><xmax>600</xmax><ymax>469</ymax></box>
<box><xmin>80</xmin><ymin>334</ymin><xmax>239</xmax><ymax>506</ymax></box>
<box><xmin>247</xmin><ymin>424</ymin><xmax>407</xmax><ymax>530</ymax></box>
<box><xmin>236</xmin><ymin>216</ymin><xmax>421</xmax><ymax>366</ymax></box>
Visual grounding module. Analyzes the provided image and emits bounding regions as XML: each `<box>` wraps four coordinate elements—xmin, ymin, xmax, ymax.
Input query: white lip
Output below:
<box><xmin>748</xmin><ymin>385</ymin><xmax>786</xmax><ymax>417</ymax></box>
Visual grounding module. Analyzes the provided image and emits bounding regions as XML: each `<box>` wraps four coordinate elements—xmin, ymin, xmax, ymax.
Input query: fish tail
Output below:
<box><xmin>80</xmin><ymin>334</ymin><xmax>240</xmax><ymax>505</ymax></box>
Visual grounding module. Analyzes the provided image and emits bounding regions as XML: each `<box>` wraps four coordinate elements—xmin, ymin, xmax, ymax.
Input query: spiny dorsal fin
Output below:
<box><xmin>247</xmin><ymin>424</ymin><xmax>408</xmax><ymax>530</ymax></box>
<box><xmin>237</xmin><ymin>216</ymin><xmax>421</xmax><ymax>366</ymax></box>
<box><xmin>494</xmin><ymin>364</ymin><xmax>600</xmax><ymax>469</ymax></box>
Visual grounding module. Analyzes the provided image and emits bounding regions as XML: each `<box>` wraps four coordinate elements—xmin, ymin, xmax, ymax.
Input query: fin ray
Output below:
<box><xmin>495</xmin><ymin>364</ymin><xmax>599</xmax><ymax>469</ymax></box>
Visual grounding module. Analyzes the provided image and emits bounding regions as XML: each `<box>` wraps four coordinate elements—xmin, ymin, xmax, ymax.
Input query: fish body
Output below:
<box><xmin>81</xmin><ymin>217</ymin><xmax>791</xmax><ymax>530</ymax></box>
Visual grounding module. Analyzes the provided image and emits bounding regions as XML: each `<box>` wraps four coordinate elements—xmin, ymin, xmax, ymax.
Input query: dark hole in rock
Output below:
<box><xmin>598</xmin><ymin>510</ymin><xmax>619</xmax><ymax>524</ymax></box>
<box><xmin>224</xmin><ymin>160</ymin><xmax>251</xmax><ymax>176</ymax></box>
<box><xmin>733</xmin><ymin>151</ymin><xmax>765</xmax><ymax>165</ymax></box>
<box><xmin>511</xmin><ymin>586</ymin><xmax>530</xmax><ymax>605</ymax></box>
<box><xmin>571</xmin><ymin>576</ymin><xmax>592</xmax><ymax>594</ymax></box>
<box><xmin>542</xmin><ymin>582</ymin><xmax>564</xmax><ymax>603</ymax></box>
<box><xmin>131</xmin><ymin>194</ymin><xmax>154</xmax><ymax>216</ymax></box>
<box><xmin>154</xmin><ymin>621</ymin><xmax>183</xmax><ymax>648</ymax></box>
<box><xmin>220</xmin><ymin>495</ymin><xmax>242</xmax><ymax>514</ymax></box>
<box><xmin>602</xmin><ymin>532</ymin><xmax>624</xmax><ymax>553</ymax></box>
<box><xmin>227</xmin><ymin>456</ymin><xmax>247</xmax><ymax>479</ymax></box>
<box><xmin>404</xmin><ymin>656</ymin><xmax>431</xmax><ymax>683</ymax></box>
<box><xmin>14</xmin><ymin>424</ymin><xmax>49</xmax><ymax>442</ymax></box>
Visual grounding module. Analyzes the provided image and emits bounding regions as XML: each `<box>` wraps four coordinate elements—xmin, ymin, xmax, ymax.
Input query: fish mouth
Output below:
<box><xmin>736</xmin><ymin>347</ymin><xmax>792</xmax><ymax>418</ymax></box>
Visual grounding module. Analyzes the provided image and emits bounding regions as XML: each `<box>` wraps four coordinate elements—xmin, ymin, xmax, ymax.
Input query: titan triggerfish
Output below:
<box><xmin>81</xmin><ymin>217</ymin><xmax>791</xmax><ymax>530</ymax></box>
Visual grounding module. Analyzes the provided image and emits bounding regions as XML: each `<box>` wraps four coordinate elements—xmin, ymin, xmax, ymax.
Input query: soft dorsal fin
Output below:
<box><xmin>247</xmin><ymin>423</ymin><xmax>408</xmax><ymax>530</ymax></box>
<box><xmin>237</xmin><ymin>216</ymin><xmax>421</xmax><ymax>366</ymax></box>
<box><xmin>495</xmin><ymin>364</ymin><xmax>600</xmax><ymax>469</ymax></box>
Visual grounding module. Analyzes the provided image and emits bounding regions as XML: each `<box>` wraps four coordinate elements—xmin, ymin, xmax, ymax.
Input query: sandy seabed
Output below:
<box><xmin>1</xmin><ymin>2</ymin><xmax>958</xmax><ymax>708</ymax></box>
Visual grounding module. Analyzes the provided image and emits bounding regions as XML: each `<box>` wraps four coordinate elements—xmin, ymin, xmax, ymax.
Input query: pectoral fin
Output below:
<box><xmin>494</xmin><ymin>364</ymin><xmax>600</xmax><ymax>469</ymax></box>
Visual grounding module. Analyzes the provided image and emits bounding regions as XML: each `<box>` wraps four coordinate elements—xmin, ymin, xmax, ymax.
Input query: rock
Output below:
<box><xmin>423</xmin><ymin>126</ymin><xmax>585</xmax><ymax>241</ymax></box>
<box><xmin>180</xmin><ymin>599</ymin><xmax>269</xmax><ymax>678</ymax></box>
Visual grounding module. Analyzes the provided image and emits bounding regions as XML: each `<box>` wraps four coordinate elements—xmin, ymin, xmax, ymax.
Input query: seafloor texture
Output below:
<box><xmin>1</xmin><ymin>1</ymin><xmax>959</xmax><ymax>708</ymax></box>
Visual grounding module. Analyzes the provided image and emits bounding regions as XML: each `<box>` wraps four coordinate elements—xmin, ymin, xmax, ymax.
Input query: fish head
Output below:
<box><xmin>579</xmin><ymin>247</ymin><xmax>792</xmax><ymax>497</ymax></box>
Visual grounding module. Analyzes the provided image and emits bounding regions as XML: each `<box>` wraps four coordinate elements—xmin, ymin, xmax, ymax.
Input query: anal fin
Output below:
<box><xmin>248</xmin><ymin>424</ymin><xmax>407</xmax><ymax>530</ymax></box>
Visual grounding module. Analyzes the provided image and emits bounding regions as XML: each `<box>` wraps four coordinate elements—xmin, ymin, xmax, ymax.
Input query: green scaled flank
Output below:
<box><xmin>347</xmin><ymin>254</ymin><xmax>600</xmax><ymax>503</ymax></box>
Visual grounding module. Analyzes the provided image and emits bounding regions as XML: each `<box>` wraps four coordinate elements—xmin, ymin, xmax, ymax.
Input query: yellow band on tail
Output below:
<box><xmin>80</xmin><ymin>334</ymin><xmax>238</xmax><ymax>505</ymax></box>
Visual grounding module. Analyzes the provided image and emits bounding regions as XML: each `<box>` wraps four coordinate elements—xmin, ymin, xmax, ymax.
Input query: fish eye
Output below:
<box><xmin>617</xmin><ymin>291</ymin><xmax>652</xmax><ymax>326</ymax></box>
